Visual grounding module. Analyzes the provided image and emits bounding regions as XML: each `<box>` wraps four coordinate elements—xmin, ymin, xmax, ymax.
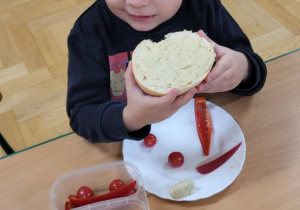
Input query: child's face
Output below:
<box><xmin>106</xmin><ymin>0</ymin><xmax>183</xmax><ymax>31</ymax></box>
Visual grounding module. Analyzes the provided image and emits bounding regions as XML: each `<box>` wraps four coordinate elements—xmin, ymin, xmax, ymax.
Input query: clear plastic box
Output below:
<box><xmin>50</xmin><ymin>161</ymin><xmax>149</xmax><ymax>210</ymax></box>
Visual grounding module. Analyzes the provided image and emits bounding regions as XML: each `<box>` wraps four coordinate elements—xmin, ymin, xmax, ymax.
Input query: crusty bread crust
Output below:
<box><xmin>132</xmin><ymin>30</ymin><xmax>216</xmax><ymax>96</ymax></box>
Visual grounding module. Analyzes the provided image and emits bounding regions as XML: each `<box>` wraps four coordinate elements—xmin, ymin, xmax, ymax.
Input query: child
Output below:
<box><xmin>67</xmin><ymin>0</ymin><xmax>267</xmax><ymax>143</ymax></box>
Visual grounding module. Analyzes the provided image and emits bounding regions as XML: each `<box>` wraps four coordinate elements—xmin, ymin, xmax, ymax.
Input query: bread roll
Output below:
<box><xmin>132</xmin><ymin>30</ymin><xmax>216</xmax><ymax>96</ymax></box>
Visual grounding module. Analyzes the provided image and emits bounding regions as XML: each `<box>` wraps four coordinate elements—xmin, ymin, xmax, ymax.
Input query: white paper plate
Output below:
<box><xmin>123</xmin><ymin>99</ymin><xmax>245</xmax><ymax>201</ymax></box>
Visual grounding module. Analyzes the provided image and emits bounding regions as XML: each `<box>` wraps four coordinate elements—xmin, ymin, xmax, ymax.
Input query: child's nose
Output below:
<box><xmin>126</xmin><ymin>0</ymin><xmax>150</xmax><ymax>8</ymax></box>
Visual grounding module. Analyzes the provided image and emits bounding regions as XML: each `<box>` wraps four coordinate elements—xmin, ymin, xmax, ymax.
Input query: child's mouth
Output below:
<box><xmin>129</xmin><ymin>13</ymin><xmax>156</xmax><ymax>22</ymax></box>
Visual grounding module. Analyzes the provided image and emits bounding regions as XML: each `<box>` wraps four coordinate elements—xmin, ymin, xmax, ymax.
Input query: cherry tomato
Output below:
<box><xmin>168</xmin><ymin>152</ymin><xmax>184</xmax><ymax>168</ymax></box>
<box><xmin>126</xmin><ymin>187</ymin><xmax>137</xmax><ymax>196</ymax></box>
<box><xmin>144</xmin><ymin>134</ymin><xmax>157</xmax><ymax>147</ymax></box>
<box><xmin>76</xmin><ymin>186</ymin><xmax>94</xmax><ymax>198</ymax></box>
<box><xmin>109</xmin><ymin>179</ymin><xmax>125</xmax><ymax>192</ymax></box>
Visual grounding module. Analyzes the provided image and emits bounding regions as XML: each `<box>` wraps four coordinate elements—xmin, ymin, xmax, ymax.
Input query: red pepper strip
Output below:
<box><xmin>196</xmin><ymin>142</ymin><xmax>242</xmax><ymax>174</ymax></box>
<box><xmin>65</xmin><ymin>201</ymin><xmax>73</xmax><ymax>210</ymax></box>
<box><xmin>69</xmin><ymin>180</ymin><xmax>136</xmax><ymax>207</ymax></box>
<box><xmin>194</xmin><ymin>97</ymin><xmax>212</xmax><ymax>156</ymax></box>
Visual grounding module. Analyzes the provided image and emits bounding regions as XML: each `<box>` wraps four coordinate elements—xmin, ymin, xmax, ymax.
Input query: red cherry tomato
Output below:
<box><xmin>144</xmin><ymin>134</ymin><xmax>157</xmax><ymax>147</ymax></box>
<box><xmin>76</xmin><ymin>186</ymin><xmax>94</xmax><ymax>198</ymax></box>
<box><xmin>168</xmin><ymin>152</ymin><xmax>184</xmax><ymax>168</ymax></box>
<box><xmin>127</xmin><ymin>188</ymin><xmax>137</xmax><ymax>196</ymax></box>
<box><xmin>109</xmin><ymin>179</ymin><xmax>125</xmax><ymax>192</ymax></box>
<box><xmin>126</xmin><ymin>187</ymin><xmax>137</xmax><ymax>196</ymax></box>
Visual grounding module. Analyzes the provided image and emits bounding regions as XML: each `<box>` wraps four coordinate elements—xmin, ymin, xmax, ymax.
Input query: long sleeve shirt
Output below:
<box><xmin>67</xmin><ymin>0</ymin><xmax>267</xmax><ymax>143</ymax></box>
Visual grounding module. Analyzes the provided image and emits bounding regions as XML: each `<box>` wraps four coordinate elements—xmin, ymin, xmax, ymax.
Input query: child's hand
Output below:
<box><xmin>123</xmin><ymin>61</ymin><xmax>197</xmax><ymax>132</ymax></box>
<box><xmin>196</xmin><ymin>30</ymin><xmax>251</xmax><ymax>93</ymax></box>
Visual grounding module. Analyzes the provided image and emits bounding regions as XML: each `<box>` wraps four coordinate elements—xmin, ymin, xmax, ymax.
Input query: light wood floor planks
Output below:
<box><xmin>1</xmin><ymin>0</ymin><xmax>300</xmax><ymax>155</ymax></box>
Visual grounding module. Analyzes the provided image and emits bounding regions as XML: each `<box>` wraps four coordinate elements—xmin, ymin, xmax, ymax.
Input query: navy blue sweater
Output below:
<box><xmin>67</xmin><ymin>0</ymin><xmax>267</xmax><ymax>143</ymax></box>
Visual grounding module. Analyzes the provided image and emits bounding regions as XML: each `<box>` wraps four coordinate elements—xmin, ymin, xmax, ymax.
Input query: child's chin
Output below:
<box><xmin>129</xmin><ymin>22</ymin><xmax>159</xmax><ymax>32</ymax></box>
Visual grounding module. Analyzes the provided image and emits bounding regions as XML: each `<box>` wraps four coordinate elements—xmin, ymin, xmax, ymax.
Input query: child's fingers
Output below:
<box><xmin>124</xmin><ymin>61</ymin><xmax>131</xmax><ymax>85</ymax></box>
<box><xmin>158</xmin><ymin>88</ymin><xmax>179</xmax><ymax>106</ymax></box>
<box><xmin>124</xmin><ymin>61</ymin><xmax>137</xmax><ymax>95</ymax></box>
<box><xmin>124</xmin><ymin>61</ymin><xmax>133</xmax><ymax>81</ymax></box>
<box><xmin>163</xmin><ymin>88</ymin><xmax>196</xmax><ymax>109</ymax></box>
<box><xmin>205</xmin><ymin>55</ymin><xmax>230</xmax><ymax>83</ymax></box>
<box><xmin>173</xmin><ymin>88</ymin><xmax>197</xmax><ymax>107</ymax></box>
<box><xmin>125</xmin><ymin>61</ymin><xmax>140</xmax><ymax>87</ymax></box>
<box><xmin>197</xmin><ymin>30</ymin><xmax>225</xmax><ymax>61</ymax></box>
<box><xmin>197</xmin><ymin>30</ymin><xmax>215</xmax><ymax>46</ymax></box>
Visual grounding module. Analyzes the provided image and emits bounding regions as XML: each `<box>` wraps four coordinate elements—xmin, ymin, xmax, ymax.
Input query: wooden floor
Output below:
<box><xmin>1</xmin><ymin>0</ymin><xmax>300</xmax><ymax>155</ymax></box>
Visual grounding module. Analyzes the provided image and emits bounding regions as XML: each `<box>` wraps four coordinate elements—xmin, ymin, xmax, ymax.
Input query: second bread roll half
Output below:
<box><xmin>132</xmin><ymin>30</ymin><xmax>216</xmax><ymax>96</ymax></box>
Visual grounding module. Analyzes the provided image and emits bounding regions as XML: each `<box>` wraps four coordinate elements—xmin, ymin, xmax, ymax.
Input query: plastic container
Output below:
<box><xmin>50</xmin><ymin>161</ymin><xmax>149</xmax><ymax>210</ymax></box>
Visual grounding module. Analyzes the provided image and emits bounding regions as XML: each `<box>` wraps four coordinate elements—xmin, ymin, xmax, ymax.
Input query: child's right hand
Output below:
<box><xmin>123</xmin><ymin>61</ymin><xmax>196</xmax><ymax>132</ymax></box>
<box><xmin>196</xmin><ymin>30</ymin><xmax>250</xmax><ymax>93</ymax></box>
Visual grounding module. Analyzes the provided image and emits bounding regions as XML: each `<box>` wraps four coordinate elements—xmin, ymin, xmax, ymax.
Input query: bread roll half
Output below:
<box><xmin>132</xmin><ymin>30</ymin><xmax>216</xmax><ymax>96</ymax></box>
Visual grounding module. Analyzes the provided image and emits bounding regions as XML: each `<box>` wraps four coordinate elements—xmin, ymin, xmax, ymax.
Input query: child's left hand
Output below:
<box><xmin>196</xmin><ymin>30</ymin><xmax>251</xmax><ymax>93</ymax></box>
<box><xmin>123</xmin><ymin>61</ymin><xmax>196</xmax><ymax>132</ymax></box>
